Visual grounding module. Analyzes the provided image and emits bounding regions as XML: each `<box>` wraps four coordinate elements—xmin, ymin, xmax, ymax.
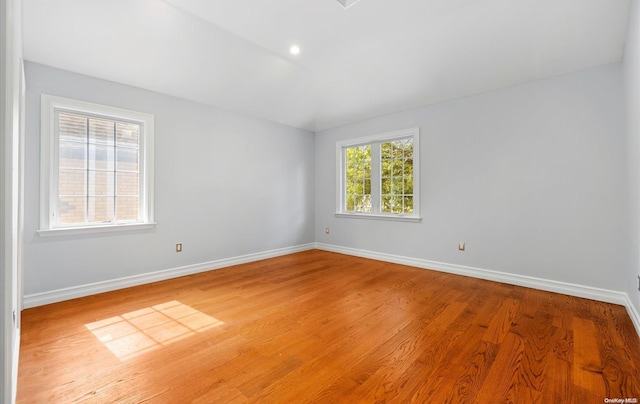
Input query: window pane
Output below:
<box><xmin>59</xmin><ymin>141</ymin><xmax>86</xmax><ymax>169</ymax></box>
<box><xmin>392</xmin><ymin>160</ymin><xmax>403</xmax><ymax>176</ymax></box>
<box><xmin>403</xmin><ymin>177</ymin><xmax>413</xmax><ymax>195</ymax></box>
<box><xmin>117</xmin><ymin>147</ymin><xmax>139</xmax><ymax>172</ymax></box>
<box><xmin>117</xmin><ymin>172</ymin><xmax>139</xmax><ymax>196</ymax></box>
<box><xmin>59</xmin><ymin>112</ymin><xmax>87</xmax><ymax>142</ymax></box>
<box><xmin>116</xmin><ymin>122</ymin><xmax>140</xmax><ymax>148</ymax></box>
<box><xmin>58</xmin><ymin>196</ymin><xmax>86</xmax><ymax>224</ymax></box>
<box><xmin>87</xmin><ymin>197</ymin><xmax>115</xmax><ymax>223</ymax></box>
<box><xmin>381</xmin><ymin>196</ymin><xmax>391</xmax><ymax>213</ymax></box>
<box><xmin>353</xmin><ymin>195</ymin><xmax>362</xmax><ymax>210</ymax></box>
<box><xmin>88</xmin><ymin>145</ymin><xmax>115</xmax><ymax>171</ymax></box>
<box><xmin>403</xmin><ymin>158</ymin><xmax>413</xmax><ymax>176</ymax></box>
<box><xmin>392</xmin><ymin>141</ymin><xmax>403</xmax><ymax>158</ymax></box>
<box><xmin>350</xmin><ymin>195</ymin><xmax>371</xmax><ymax>213</ymax></box>
<box><xmin>346</xmin><ymin>147</ymin><xmax>357</xmax><ymax>165</ymax></box>
<box><xmin>381</xmin><ymin>138</ymin><xmax>414</xmax><ymax>214</ymax></box>
<box><xmin>354</xmin><ymin>196</ymin><xmax>364</xmax><ymax>211</ymax></box>
<box><xmin>346</xmin><ymin>146</ymin><xmax>370</xmax><ymax>165</ymax></box>
<box><xmin>59</xmin><ymin>169</ymin><xmax>86</xmax><ymax>196</ymax></box>
<box><xmin>363</xmin><ymin>195</ymin><xmax>372</xmax><ymax>211</ymax></box>
<box><xmin>381</xmin><ymin>178</ymin><xmax>391</xmax><ymax>194</ymax></box>
<box><xmin>363</xmin><ymin>158</ymin><xmax>371</xmax><ymax>176</ymax></box>
<box><xmin>116</xmin><ymin>196</ymin><xmax>139</xmax><ymax>221</ymax></box>
<box><xmin>403</xmin><ymin>196</ymin><xmax>414</xmax><ymax>214</ymax></box>
<box><xmin>89</xmin><ymin>117</ymin><xmax>115</xmax><ymax>145</ymax></box>
<box><xmin>392</xmin><ymin>178</ymin><xmax>404</xmax><ymax>195</ymax></box>
<box><xmin>88</xmin><ymin>170</ymin><xmax>115</xmax><ymax>196</ymax></box>
<box><xmin>346</xmin><ymin>178</ymin><xmax>357</xmax><ymax>197</ymax></box>
<box><xmin>391</xmin><ymin>196</ymin><xmax>403</xmax><ymax>213</ymax></box>
<box><xmin>381</xmin><ymin>160</ymin><xmax>391</xmax><ymax>177</ymax></box>
<box><xmin>345</xmin><ymin>145</ymin><xmax>372</xmax><ymax>213</ymax></box>
<box><xmin>381</xmin><ymin>142</ymin><xmax>391</xmax><ymax>159</ymax></box>
<box><xmin>403</xmin><ymin>139</ymin><xmax>413</xmax><ymax>157</ymax></box>
<box><xmin>346</xmin><ymin>195</ymin><xmax>355</xmax><ymax>211</ymax></box>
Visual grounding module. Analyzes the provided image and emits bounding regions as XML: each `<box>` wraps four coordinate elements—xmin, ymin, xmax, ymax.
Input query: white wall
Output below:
<box><xmin>624</xmin><ymin>0</ymin><xmax>640</xmax><ymax>318</ymax></box>
<box><xmin>1</xmin><ymin>0</ymin><xmax>23</xmax><ymax>402</ymax></box>
<box><xmin>23</xmin><ymin>62</ymin><xmax>315</xmax><ymax>297</ymax></box>
<box><xmin>316</xmin><ymin>64</ymin><xmax>627</xmax><ymax>292</ymax></box>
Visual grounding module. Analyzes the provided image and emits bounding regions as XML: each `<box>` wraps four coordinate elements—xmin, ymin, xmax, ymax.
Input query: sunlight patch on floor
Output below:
<box><xmin>85</xmin><ymin>300</ymin><xmax>224</xmax><ymax>360</ymax></box>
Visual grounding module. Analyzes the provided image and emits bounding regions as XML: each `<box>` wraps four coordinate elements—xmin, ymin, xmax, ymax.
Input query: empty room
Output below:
<box><xmin>3</xmin><ymin>0</ymin><xmax>640</xmax><ymax>402</ymax></box>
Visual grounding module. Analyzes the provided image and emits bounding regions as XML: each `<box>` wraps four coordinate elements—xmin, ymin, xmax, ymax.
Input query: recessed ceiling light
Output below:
<box><xmin>337</xmin><ymin>0</ymin><xmax>362</xmax><ymax>9</ymax></box>
<box><xmin>290</xmin><ymin>45</ymin><xmax>300</xmax><ymax>55</ymax></box>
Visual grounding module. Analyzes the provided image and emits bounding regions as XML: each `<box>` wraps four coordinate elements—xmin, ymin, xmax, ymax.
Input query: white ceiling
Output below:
<box><xmin>22</xmin><ymin>0</ymin><xmax>630</xmax><ymax>132</ymax></box>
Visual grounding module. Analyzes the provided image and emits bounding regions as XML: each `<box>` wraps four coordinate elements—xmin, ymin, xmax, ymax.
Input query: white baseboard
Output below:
<box><xmin>23</xmin><ymin>241</ymin><xmax>640</xmax><ymax>339</ymax></box>
<box><xmin>624</xmin><ymin>294</ymin><xmax>640</xmax><ymax>338</ymax></box>
<box><xmin>23</xmin><ymin>243</ymin><xmax>315</xmax><ymax>308</ymax></box>
<box><xmin>315</xmin><ymin>242</ymin><xmax>640</xmax><ymax>337</ymax></box>
<box><xmin>314</xmin><ymin>242</ymin><xmax>632</xmax><ymax>308</ymax></box>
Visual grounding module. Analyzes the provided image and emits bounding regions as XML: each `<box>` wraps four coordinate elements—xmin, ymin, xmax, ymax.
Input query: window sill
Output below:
<box><xmin>37</xmin><ymin>222</ymin><xmax>156</xmax><ymax>237</ymax></box>
<box><xmin>335</xmin><ymin>212</ymin><xmax>422</xmax><ymax>223</ymax></box>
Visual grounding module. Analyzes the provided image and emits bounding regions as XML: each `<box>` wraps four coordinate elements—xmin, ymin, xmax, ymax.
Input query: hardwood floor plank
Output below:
<box><xmin>17</xmin><ymin>250</ymin><xmax>640</xmax><ymax>403</ymax></box>
<box><xmin>248</xmin><ymin>302</ymin><xmax>414</xmax><ymax>402</ymax></box>
<box><xmin>344</xmin><ymin>301</ymin><xmax>469</xmax><ymax>402</ymax></box>
<box><xmin>541</xmin><ymin>354</ymin><xmax>573</xmax><ymax>403</ymax></box>
<box><xmin>444</xmin><ymin>340</ymin><xmax>499</xmax><ymax>402</ymax></box>
<box><xmin>591</xmin><ymin>303</ymin><xmax>640</xmax><ymax>395</ymax></box>
<box><xmin>510</xmin><ymin>310</ymin><xmax>556</xmax><ymax>392</ymax></box>
<box><xmin>482</xmin><ymin>297</ymin><xmax>520</xmax><ymax>344</ymax></box>
<box><xmin>573</xmin><ymin>317</ymin><xmax>607</xmax><ymax>397</ymax></box>
<box><xmin>474</xmin><ymin>332</ymin><xmax>527</xmax><ymax>402</ymax></box>
<box><xmin>407</xmin><ymin>325</ymin><xmax>488</xmax><ymax>403</ymax></box>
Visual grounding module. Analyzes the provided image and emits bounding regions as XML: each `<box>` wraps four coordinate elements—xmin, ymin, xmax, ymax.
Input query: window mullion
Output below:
<box><xmin>137</xmin><ymin>127</ymin><xmax>143</xmax><ymax>221</ymax></box>
<box><xmin>341</xmin><ymin>147</ymin><xmax>347</xmax><ymax>211</ymax></box>
<box><xmin>113</xmin><ymin>121</ymin><xmax>117</xmax><ymax>223</ymax></box>
<box><xmin>85</xmin><ymin>117</ymin><xmax>89</xmax><ymax>224</ymax></box>
<box><xmin>51</xmin><ymin>111</ymin><xmax>60</xmax><ymax>227</ymax></box>
<box><xmin>370</xmin><ymin>142</ymin><xmax>381</xmax><ymax>214</ymax></box>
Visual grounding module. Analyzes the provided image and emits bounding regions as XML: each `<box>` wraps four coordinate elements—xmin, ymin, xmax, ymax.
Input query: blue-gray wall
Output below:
<box><xmin>23</xmin><ymin>62</ymin><xmax>315</xmax><ymax>296</ymax></box>
<box><xmin>316</xmin><ymin>63</ymin><xmax>627</xmax><ymax>292</ymax></box>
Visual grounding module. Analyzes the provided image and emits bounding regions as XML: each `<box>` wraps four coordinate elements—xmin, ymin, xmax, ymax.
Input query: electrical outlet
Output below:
<box><xmin>176</xmin><ymin>243</ymin><xmax>183</xmax><ymax>253</ymax></box>
<box><xmin>325</xmin><ymin>227</ymin><xmax>330</xmax><ymax>234</ymax></box>
<box><xmin>458</xmin><ymin>241</ymin><xmax>465</xmax><ymax>251</ymax></box>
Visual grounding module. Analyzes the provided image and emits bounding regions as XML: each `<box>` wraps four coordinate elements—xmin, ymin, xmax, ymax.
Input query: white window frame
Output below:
<box><xmin>38</xmin><ymin>94</ymin><xmax>155</xmax><ymax>236</ymax></box>
<box><xmin>336</xmin><ymin>127</ymin><xmax>421</xmax><ymax>222</ymax></box>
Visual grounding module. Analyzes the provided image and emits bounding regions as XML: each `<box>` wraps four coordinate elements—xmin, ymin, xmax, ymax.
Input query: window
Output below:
<box><xmin>39</xmin><ymin>95</ymin><xmax>155</xmax><ymax>235</ymax></box>
<box><xmin>336</xmin><ymin>127</ymin><xmax>420</xmax><ymax>222</ymax></box>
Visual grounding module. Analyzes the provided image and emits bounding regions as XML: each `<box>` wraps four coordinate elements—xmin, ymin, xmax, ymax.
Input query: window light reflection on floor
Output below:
<box><xmin>85</xmin><ymin>300</ymin><xmax>224</xmax><ymax>361</ymax></box>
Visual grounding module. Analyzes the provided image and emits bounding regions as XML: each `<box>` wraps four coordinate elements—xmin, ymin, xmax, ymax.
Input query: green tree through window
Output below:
<box><xmin>337</xmin><ymin>127</ymin><xmax>419</xmax><ymax>221</ymax></box>
<box><xmin>381</xmin><ymin>139</ymin><xmax>413</xmax><ymax>214</ymax></box>
<box><xmin>345</xmin><ymin>145</ymin><xmax>372</xmax><ymax>212</ymax></box>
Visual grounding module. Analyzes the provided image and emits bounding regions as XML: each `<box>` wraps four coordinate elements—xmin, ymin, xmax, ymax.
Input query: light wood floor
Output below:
<box><xmin>17</xmin><ymin>250</ymin><xmax>640</xmax><ymax>403</ymax></box>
